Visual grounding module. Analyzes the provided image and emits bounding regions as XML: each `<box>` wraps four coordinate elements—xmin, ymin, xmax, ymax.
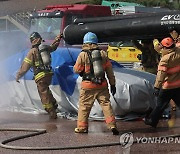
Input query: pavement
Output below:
<box><xmin>0</xmin><ymin>109</ymin><xmax>180</xmax><ymax>154</ymax></box>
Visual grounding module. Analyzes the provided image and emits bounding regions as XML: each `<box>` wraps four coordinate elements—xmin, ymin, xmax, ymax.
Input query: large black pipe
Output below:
<box><xmin>63</xmin><ymin>11</ymin><xmax>180</xmax><ymax>45</ymax></box>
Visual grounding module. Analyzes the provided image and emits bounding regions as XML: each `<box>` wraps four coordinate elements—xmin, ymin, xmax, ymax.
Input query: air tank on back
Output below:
<box><xmin>91</xmin><ymin>49</ymin><xmax>104</xmax><ymax>79</ymax></box>
<box><xmin>63</xmin><ymin>11</ymin><xmax>180</xmax><ymax>45</ymax></box>
<box><xmin>38</xmin><ymin>44</ymin><xmax>51</xmax><ymax>66</ymax></box>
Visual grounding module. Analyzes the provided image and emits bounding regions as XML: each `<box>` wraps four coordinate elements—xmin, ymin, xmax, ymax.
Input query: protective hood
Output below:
<box><xmin>31</xmin><ymin>38</ymin><xmax>42</xmax><ymax>47</ymax></box>
<box><xmin>82</xmin><ymin>44</ymin><xmax>99</xmax><ymax>51</ymax></box>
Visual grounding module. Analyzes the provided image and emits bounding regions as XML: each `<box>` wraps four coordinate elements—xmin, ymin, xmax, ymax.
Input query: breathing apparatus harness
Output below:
<box><xmin>82</xmin><ymin>49</ymin><xmax>105</xmax><ymax>84</ymax></box>
<box><xmin>34</xmin><ymin>44</ymin><xmax>52</xmax><ymax>75</ymax></box>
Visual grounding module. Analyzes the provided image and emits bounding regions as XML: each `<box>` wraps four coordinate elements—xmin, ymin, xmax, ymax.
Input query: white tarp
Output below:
<box><xmin>0</xmin><ymin>47</ymin><xmax>156</xmax><ymax>120</ymax></box>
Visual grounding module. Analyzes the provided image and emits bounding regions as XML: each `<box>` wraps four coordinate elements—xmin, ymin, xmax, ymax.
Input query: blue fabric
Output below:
<box><xmin>0</xmin><ymin>46</ymin><xmax>123</xmax><ymax>96</ymax></box>
<box><xmin>50</xmin><ymin>47</ymin><xmax>81</xmax><ymax>95</ymax></box>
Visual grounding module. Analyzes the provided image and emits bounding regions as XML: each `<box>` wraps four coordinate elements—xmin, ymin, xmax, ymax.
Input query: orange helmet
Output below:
<box><xmin>161</xmin><ymin>37</ymin><xmax>174</xmax><ymax>48</ymax></box>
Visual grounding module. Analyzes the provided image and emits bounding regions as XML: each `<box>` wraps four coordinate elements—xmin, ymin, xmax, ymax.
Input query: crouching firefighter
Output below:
<box><xmin>16</xmin><ymin>32</ymin><xmax>62</xmax><ymax>119</ymax></box>
<box><xmin>73</xmin><ymin>32</ymin><xmax>119</xmax><ymax>135</ymax></box>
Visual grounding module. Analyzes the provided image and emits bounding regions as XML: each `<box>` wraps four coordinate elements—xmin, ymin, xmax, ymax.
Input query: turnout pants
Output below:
<box><xmin>36</xmin><ymin>75</ymin><xmax>57</xmax><ymax>112</ymax></box>
<box><xmin>149</xmin><ymin>87</ymin><xmax>180</xmax><ymax>126</ymax></box>
<box><xmin>77</xmin><ymin>88</ymin><xmax>116</xmax><ymax>129</ymax></box>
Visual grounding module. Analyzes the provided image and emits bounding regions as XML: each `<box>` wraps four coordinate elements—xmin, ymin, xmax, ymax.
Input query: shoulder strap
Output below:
<box><xmin>37</xmin><ymin>46</ymin><xmax>44</xmax><ymax>66</ymax></box>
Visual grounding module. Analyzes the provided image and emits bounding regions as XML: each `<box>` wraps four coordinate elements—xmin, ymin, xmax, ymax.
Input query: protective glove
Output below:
<box><xmin>111</xmin><ymin>85</ymin><xmax>116</xmax><ymax>96</ymax></box>
<box><xmin>55</xmin><ymin>34</ymin><xmax>63</xmax><ymax>42</ymax></box>
<box><xmin>16</xmin><ymin>77</ymin><xmax>20</xmax><ymax>83</ymax></box>
<box><xmin>79</xmin><ymin>71</ymin><xmax>84</xmax><ymax>77</ymax></box>
<box><xmin>60</xmin><ymin>33</ymin><xmax>63</xmax><ymax>38</ymax></box>
<box><xmin>15</xmin><ymin>72</ymin><xmax>20</xmax><ymax>83</ymax></box>
<box><xmin>153</xmin><ymin>39</ymin><xmax>160</xmax><ymax>47</ymax></box>
<box><xmin>153</xmin><ymin>87</ymin><xmax>160</xmax><ymax>97</ymax></box>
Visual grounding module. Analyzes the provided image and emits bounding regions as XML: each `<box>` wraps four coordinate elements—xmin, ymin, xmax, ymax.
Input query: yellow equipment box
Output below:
<box><xmin>107</xmin><ymin>41</ymin><xmax>142</xmax><ymax>62</ymax></box>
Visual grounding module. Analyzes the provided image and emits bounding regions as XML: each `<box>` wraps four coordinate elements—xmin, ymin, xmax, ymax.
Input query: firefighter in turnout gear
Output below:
<box><xmin>133</xmin><ymin>39</ymin><xmax>160</xmax><ymax>75</ymax></box>
<box><xmin>153</xmin><ymin>38</ymin><xmax>177</xmax><ymax>111</ymax></box>
<box><xmin>144</xmin><ymin>37</ymin><xmax>180</xmax><ymax>128</ymax></box>
<box><xmin>16</xmin><ymin>32</ymin><xmax>62</xmax><ymax>119</ymax></box>
<box><xmin>73</xmin><ymin>32</ymin><xmax>119</xmax><ymax>135</ymax></box>
<box><xmin>153</xmin><ymin>27</ymin><xmax>180</xmax><ymax>111</ymax></box>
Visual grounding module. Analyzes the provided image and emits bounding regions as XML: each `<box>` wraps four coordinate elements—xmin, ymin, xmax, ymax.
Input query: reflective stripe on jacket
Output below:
<box><xmin>35</xmin><ymin>71</ymin><xmax>53</xmax><ymax>81</ymax></box>
<box><xmin>154</xmin><ymin>47</ymin><xmax>180</xmax><ymax>89</ymax></box>
<box><xmin>74</xmin><ymin>44</ymin><xmax>115</xmax><ymax>89</ymax></box>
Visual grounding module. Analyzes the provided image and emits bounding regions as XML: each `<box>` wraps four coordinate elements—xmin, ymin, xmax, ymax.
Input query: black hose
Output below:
<box><xmin>0</xmin><ymin>127</ymin><xmax>180</xmax><ymax>150</ymax></box>
<box><xmin>0</xmin><ymin>128</ymin><xmax>121</xmax><ymax>150</ymax></box>
<box><xmin>0</xmin><ymin>128</ymin><xmax>46</xmax><ymax>150</ymax></box>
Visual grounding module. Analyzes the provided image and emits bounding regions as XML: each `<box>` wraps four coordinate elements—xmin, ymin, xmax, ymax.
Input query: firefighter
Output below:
<box><xmin>16</xmin><ymin>32</ymin><xmax>62</xmax><ymax>119</ymax></box>
<box><xmin>133</xmin><ymin>39</ymin><xmax>160</xmax><ymax>75</ymax></box>
<box><xmin>73</xmin><ymin>32</ymin><xmax>119</xmax><ymax>135</ymax></box>
<box><xmin>153</xmin><ymin>38</ymin><xmax>177</xmax><ymax>111</ymax></box>
<box><xmin>154</xmin><ymin>27</ymin><xmax>180</xmax><ymax>111</ymax></box>
<box><xmin>144</xmin><ymin>37</ymin><xmax>180</xmax><ymax>128</ymax></box>
<box><xmin>153</xmin><ymin>27</ymin><xmax>180</xmax><ymax>53</ymax></box>
<box><xmin>167</xmin><ymin>27</ymin><xmax>179</xmax><ymax>110</ymax></box>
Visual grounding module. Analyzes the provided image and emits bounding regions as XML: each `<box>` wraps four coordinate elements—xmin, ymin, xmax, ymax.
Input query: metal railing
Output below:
<box><xmin>0</xmin><ymin>12</ymin><xmax>31</xmax><ymax>34</ymax></box>
<box><xmin>10</xmin><ymin>12</ymin><xmax>31</xmax><ymax>30</ymax></box>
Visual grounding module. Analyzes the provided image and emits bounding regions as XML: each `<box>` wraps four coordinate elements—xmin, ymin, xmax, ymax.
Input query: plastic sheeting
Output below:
<box><xmin>0</xmin><ymin>46</ymin><xmax>156</xmax><ymax>120</ymax></box>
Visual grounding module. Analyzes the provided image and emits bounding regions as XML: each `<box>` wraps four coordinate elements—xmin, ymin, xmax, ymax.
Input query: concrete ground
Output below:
<box><xmin>0</xmin><ymin>110</ymin><xmax>180</xmax><ymax>154</ymax></box>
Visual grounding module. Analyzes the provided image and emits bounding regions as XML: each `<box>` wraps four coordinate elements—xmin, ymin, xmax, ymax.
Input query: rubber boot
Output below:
<box><xmin>144</xmin><ymin>118</ymin><xmax>157</xmax><ymax>128</ymax></box>
<box><xmin>111</xmin><ymin>127</ymin><xmax>119</xmax><ymax>135</ymax></box>
<box><xmin>74</xmin><ymin>128</ymin><xmax>88</xmax><ymax>133</ymax></box>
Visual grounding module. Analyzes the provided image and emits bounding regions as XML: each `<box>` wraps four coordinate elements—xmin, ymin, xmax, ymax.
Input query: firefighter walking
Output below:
<box><xmin>153</xmin><ymin>31</ymin><xmax>179</xmax><ymax>111</ymax></box>
<box><xmin>73</xmin><ymin>32</ymin><xmax>119</xmax><ymax>135</ymax></box>
<box><xmin>144</xmin><ymin>37</ymin><xmax>180</xmax><ymax>128</ymax></box>
<box><xmin>16</xmin><ymin>32</ymin><xmax>61</xmax><ymax>119</ymax></box>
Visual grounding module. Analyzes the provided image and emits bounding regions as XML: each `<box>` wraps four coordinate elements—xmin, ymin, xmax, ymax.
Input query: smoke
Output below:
<box><xmin>0</xmin><ymin>31</ymin><xmax>28</xmax><ymax>61</ymax></box>
<box><xmin>0</xmin><ymin>31</ymin><xmax>28</xmax><ymax>109</ymax></box>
